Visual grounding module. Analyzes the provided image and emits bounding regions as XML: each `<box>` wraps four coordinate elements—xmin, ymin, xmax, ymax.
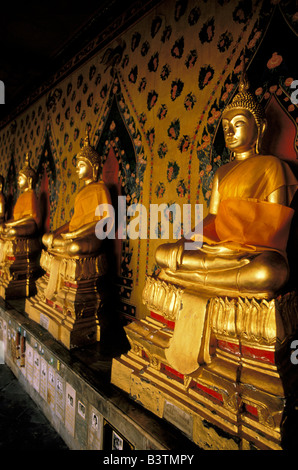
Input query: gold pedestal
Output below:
<box><xmin>25</xmin><ymin>249</ymin><xmax>108</xmax><ymax>349</ymax></box>
<box><xmin>0</xmin><ymin>237</ymin><xmax>41</xmax><ymax>299</ymax></box>
<box><xmin>111</xmin><ymin>275</ymin><xmax>298</xmax><ymax>450</ymax></box>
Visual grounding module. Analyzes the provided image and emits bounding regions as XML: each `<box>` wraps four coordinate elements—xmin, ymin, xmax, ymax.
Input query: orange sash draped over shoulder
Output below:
<box><xmin>203</xmin><ymin>155</ymin><xmax>298</xmax><ymax>253</ymax></box>
<box><xmin>69</xmin><ymin>181</ymin><xmax>112</xmax><ymax>232</ymax></box>
<box><xmin>203</xmin><ymin>198</ymin><xmax>294</xmax><ymax>253</ymax></box>
<box><xmin>13</xmin><ymin>190</ymin><xmax>40</xmax><ymax>227</ymax></box>
<box><xmin>218</xmin><ymin>155</ymin><xmax>297</xmax><ymax>202</ymax></box>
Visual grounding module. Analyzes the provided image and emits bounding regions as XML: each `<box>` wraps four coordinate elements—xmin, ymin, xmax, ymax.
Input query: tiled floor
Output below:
<box><xmin>0</xmin><ymin>364</ymin><xmax>69</xmax><ymax>450</ymax></box>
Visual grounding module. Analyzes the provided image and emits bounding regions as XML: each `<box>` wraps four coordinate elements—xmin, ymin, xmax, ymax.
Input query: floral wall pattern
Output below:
<box><xmin>0</xmin><ymin>0</ymin><xmax>297</xmax><ymax>320</ymax></box>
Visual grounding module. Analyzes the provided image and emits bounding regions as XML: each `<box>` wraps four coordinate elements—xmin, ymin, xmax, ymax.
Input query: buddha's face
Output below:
<box><xmin>76</xmin><ymin>158</ymin><xmax>93</xmax><ymax>181</ymax></box>
<box><xmin>222</xmin><ymin>108</ymin><xmax>258</xmax><ymax>153</ymax></box>
<box><xmin>18</xmin><ymin>173</ymin><xmax>28</xmax><ymax>190</ymax></box>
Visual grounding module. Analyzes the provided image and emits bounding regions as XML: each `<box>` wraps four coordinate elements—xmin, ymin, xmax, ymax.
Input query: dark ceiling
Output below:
<box><xmin>0</xmin><ymin>0</ymin><xmax>144</xmax><ymax>126</ymax></box>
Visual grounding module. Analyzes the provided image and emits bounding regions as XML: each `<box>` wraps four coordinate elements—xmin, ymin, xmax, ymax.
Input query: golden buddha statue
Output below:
<box><xmin>156</xmin><ymin>74</ymin><xmax>297</xmax><ymax>298</ymax></box>
<box><xmin>111</xmin><ymin>74</ymin><xmax>298</xmax><ymax>450</ymax></box>
<box><xmin>25</xmin><ymin>131</ymin><xmax>113</xmax><ymax>349</ymax></box>
<box><xmin>1</xmin><ymin>154</ymin><xmax>40</xmax><ymax>238</ymax></box>
<box><xmin>0</xmin><ymin>154</ymin><xmax>41</xmax><ymax>299</ymax></box>
<box><xmin>42</xmin><ymin>132</ymin><xmax>112</xmax><ymax>257</ymax></box>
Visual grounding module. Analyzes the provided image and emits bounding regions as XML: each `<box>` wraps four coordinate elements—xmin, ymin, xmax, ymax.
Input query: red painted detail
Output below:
<box><xmin>163</xmin><ymin>364</ymin><xmax>184</xmax><ymax>380</ymax></box>
<box><xmin>217</xmin><ymin>339</ymin><xmax>240</xmax><ymax>356</ymax></box>
<box><xmin>64</xmin><ymin>281</ymin><xmax>77</xmax><ymax>289</ymax></box>
<box><xmin>7</xmin><ymin>256</ymin><xmax>15</xmax><ymax>261</ymax></box>
<box><xmin>150</xmin><ymin>311</ymin><xmax>175</xmax><ymax>330</ymax></box>
<box><xmin>46</xmin><ymin>299</ymin><xmax>54</xmax><ymax>307</ymax></box>
<box><xmin>244</xmin><ymin>403</ymin><xmax>258</xmax><ymax>418</ymax></box>
<box><xmin>160</xmin><ymin>364</ymin><xmax>184</xmax><ymax>383</ymax></box>
<box><xmin>142</xmin><ymin>350</ymin><xmax>149</xmax><ymax>360</ymax></box>
<box><xmin>191</xmin><ymin>381</ymin><xmax>223</xmax><ymax>402</ymax></box>
<box><xmin>55</xmin><ymin>304</ymin><xmax>63</xmax><ymax>313</ymax></box>
<box><xmin>242</xmin><ymin>344</ymin><xmax>275</xmax><ymax>364</ymax></box>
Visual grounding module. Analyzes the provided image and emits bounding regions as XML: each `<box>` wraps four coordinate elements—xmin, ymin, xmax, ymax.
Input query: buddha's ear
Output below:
<box><xmin>261</xmin><ymin>119</ymin><xmax>267</xmax><ymax>137</ymax></box>
<box><xmin>93</xmin><ymin>163</ymin><xmax>99</xmax><ymax>181</ymax></box>
<box><xmin>256</xmin><ymin>119</ymin><xmax>267</xmax><ymax>154</ymax></box>
<box><xmin>27</xmin><ymin>176</ymin><xmax>33</xmax><ymax>189</ymax></box>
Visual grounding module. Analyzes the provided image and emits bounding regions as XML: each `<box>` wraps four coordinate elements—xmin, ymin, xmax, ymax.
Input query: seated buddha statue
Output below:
<box><xmin>25</xmin><ymin>130</ymin><xmax>113</xmax><ymax>349</ymax></box>
<box><xmin>0</xmin><ymin>154</ymin><xmax>41</xmax><ymax>298</ymax></box>
<box><xmin>156</xmin><ymin>74</ymin><xmax>298</xmax><ymax>298</ymax></box>
<box><xmin>0</xmin><ymin>154</ymin><xmax>40</xmax><ymax>239</ymax></box>
<box><xmin>42</xmin><ymin>131</ymin><xmax>112</xmax><ymax>257</ymax></box>
<box><xmin>111</xmin><ymin>75</ymin><xmax>298</xmax><ymax>447</ymax></box>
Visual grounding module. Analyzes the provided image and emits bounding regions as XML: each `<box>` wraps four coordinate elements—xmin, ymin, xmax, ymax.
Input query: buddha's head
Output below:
<box><xmin>222</xmin><ymin>73</ymin><xmax>266</xmax><ymax>156</ymax></box>
<box><xmin>18</xmin><ymin>153</ymin><xmax>36</xmax><ymax>190</ymax></box>
<box><xmin>76</xmin><ymin>130</ymin><xmax>101</xmax><ymax>183</ymax></box>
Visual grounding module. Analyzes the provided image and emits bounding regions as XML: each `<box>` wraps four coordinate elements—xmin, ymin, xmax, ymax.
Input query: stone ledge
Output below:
<box><xmin>0</xmin><ymin>297</ymin><xmax>199</xmax><ymax>451</ymax></box>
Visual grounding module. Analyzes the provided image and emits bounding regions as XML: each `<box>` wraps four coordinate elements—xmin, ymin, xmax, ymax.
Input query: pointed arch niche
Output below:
<box><xmin>261</xmin><ymin>93</ymin><xmax>298</xmax><ymax>162</ymax></box>
<box><xmin>35</xmin><ymin>132</ymin><xmax>58</xmax><ymax>234</ymax></box>
<box><xmin>5</xmin><ymin>154</ymin><xmax>17</xmax><ymax>221</ymax></box>
<box><xmin>96</xmin><ymin>95</ymin><xmax>139</xmax><ymax>321</ymax></box>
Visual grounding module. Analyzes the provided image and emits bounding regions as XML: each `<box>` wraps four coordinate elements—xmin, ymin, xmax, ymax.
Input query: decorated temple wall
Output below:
<box><xmin>0</xmin><ymin>0</ymin><xmax>297</xmax><ymax>320</ymax></box>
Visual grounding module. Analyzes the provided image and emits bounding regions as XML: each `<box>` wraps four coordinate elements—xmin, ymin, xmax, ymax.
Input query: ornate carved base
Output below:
<box><xmin>0</xmin><ymin>237</ymin><xmax>41</xmax><ymax>299</ymax></box>
<box><xmin>111</xmin><ymin>276</ymin><xmax>298</xmax><ymax>450</ymax></box>
<box><xmin>25</xmin><ymin>249</ymin><xmax>108</xmax><ymax>349</ymax></box>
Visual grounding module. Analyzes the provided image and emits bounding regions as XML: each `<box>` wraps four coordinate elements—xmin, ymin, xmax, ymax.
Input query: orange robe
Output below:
<box><xmin>69</xmin><ymin>181</ymin><xmax>112</xmax><ymax>232</ymax></box>
<box><xmin>13</xmin><ymin>190</ymin><xmax>40</xmax><ymax>227</ymax></box>
<box><xmin>203</xmin><ymin>155</ymin><xmax>298</xmax><ymax>254</ymax></box>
